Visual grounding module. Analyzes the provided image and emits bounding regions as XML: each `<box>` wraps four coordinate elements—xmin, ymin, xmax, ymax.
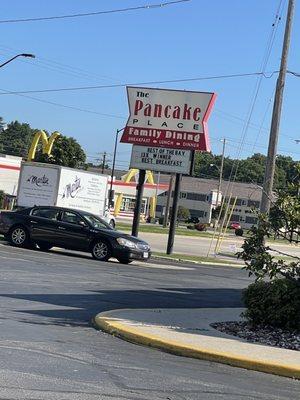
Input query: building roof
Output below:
<box><xmin>155</xmin><ymin>174</ymin><xmax>263</xmax><ymax>201</ymax></box>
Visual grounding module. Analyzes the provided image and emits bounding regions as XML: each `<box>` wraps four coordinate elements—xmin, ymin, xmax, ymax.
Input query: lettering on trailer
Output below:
<box><xmin>27</xmin><ymin>174</ymin><xmax>49</xmax><ymax>187</ymax></box>
<box><xmin>62</xmin><ymin>176</ymin><xmax>82</xmax><ymax>199</ymax></box>
<box><xmin>121</xmin><ymin>87</ymin><xmax>216</xmax><ymax>151</ymax></box>
<box><xmin>130</xmin><ymin>145</ymin><xmax>192</xmax><ymax>174</ymax></box>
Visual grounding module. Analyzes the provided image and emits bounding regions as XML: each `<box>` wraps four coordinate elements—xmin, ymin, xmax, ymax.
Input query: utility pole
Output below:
<box><xmin>163</xmin><ymin>174</ymin><xmax>174</xmax><ymax>228</ymax></box>
<box><xmin>260</xmin><ymin>0</ymin><xmax>295</xmax><ymax>214</ymax></box>
<box><xmin>216</xmin><ymin>138</ymin><xmax>226</xmax><ymax>209</ymax></box>
<box><xmin>167</xmin><ymin>173</ymin><xmax>182</xmax><ymax>254</ymax></box>
<box><xmin>101</xmin><ymin>152</ymin><xmax>107</xmax><ymax>174</ymax></box>
<box><xmin>132</xmin><ymin>169</ymin><xmax>146</xmax><ymax>237</ymax></box>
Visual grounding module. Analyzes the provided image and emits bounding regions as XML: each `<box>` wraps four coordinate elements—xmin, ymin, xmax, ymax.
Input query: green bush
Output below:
<box><xmin>243</xmin><ymin>279</ymin><xmax>300</xmax><ymax>330</ymax></box>
<box><xmin>0</xmin><ymin>190</ymin><xmax>4</xmax><ymax>208</ymax></box>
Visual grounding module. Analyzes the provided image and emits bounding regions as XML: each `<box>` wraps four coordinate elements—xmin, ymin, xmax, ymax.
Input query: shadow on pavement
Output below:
<box><xmin>0</xmin><ymin>287</ymin><xmax>244</xmax><ymax>327</ymax></box>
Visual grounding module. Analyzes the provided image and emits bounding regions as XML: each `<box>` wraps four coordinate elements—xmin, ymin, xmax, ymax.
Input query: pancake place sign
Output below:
<box><xmin>130</xmin><ymin>145</ymin><xmax>192</xmax><ymax>174</ymax></box>
<box><xmin>121</xmin><ymin>86</ymin><xmax>216</xmax><ymax>151</ymax></box>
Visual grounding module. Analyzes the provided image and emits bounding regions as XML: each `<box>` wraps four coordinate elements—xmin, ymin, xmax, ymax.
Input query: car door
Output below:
<box><xmin>55</xmin><ymin>210</ymin><xmax>91</xmax><ymax>250</ymax></box>
<box><xmin>29</xmin><ymin>207</ymin><xmax>61</xmax><ymax>244</ymax></box>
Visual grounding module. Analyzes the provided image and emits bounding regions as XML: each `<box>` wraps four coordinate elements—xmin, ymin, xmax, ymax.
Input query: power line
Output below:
<box><xmin>0</xmin><ymin>71</ymin><xmax>274</xmax><ymax>96</ymax></box>
<box><xmin>0</xmin><ymin>87</ymin><xmax>125</xmax><ymax>119</ymax></box>
<box><xmin>0</xmin><ymin>1</ymin><xmax>191</xmax><ymax>24</ymax></box>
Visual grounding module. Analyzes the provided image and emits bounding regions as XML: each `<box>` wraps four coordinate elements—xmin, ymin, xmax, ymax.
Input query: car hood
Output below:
<box><xmin>93</xmin><ymin>228</ymin><xmax>149</xmax><ymax>245</ymax></box>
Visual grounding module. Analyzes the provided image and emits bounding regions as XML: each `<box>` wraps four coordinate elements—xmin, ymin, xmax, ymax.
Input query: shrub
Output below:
<box><xmin>242</xmin><ymin>279</ymin><xmax>300</xmax><ymax>330</ymax></box>
<box><xmin>235</xmin><ymin>228</ymin><xmax>243</xmax><ymax>236</ymax></box>
<box><xmin>0</xmin><ymin>190</ymin><xmax>4</xmax><ymax>208</ymax></box>
<box><xmin>177</xmin><ymin>206</ymin><xmax>190</xmax><ymax>221</ymax></box>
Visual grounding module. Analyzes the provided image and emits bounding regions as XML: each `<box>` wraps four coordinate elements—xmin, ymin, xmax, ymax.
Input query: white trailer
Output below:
<box><xmin>16</xmin><ymin>162</ymin><xmax>115</xmax><ymax>225</ymax></box>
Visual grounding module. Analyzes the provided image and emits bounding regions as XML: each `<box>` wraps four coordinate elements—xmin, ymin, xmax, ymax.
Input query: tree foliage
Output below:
<box><xmin>0</xmin><ymin>120</ymin><xmax>37</xmax><ymax>157</ymax></box>
<box><xmin>35</xmin><ymin>135</ymin><xmax>86</xmax><ymax>168</ymax></box>
<box><xmin>238</xmin><ymin>164</ymin><xmax>300</xmax><ymax>284</ymax></box>
<box><xmin>177</xmin><ymin>206</ymin><xmax>190</xmax><ymax>221</ymax></box>
<box><xmin>0</xmin><ymin>117</ymin><xmax>86</xmax><ymax>169</ymax></box>
<box><xmin>194</xmin><ymin>152</ymin><xmax>298</xmax><ymax>189</ymax></box>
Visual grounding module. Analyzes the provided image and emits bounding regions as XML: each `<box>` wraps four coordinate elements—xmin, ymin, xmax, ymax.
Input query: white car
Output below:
<box><xmin>102</xmin><ymin>208</ymin><xmax>116</xmax><ymax>228</ymax></box>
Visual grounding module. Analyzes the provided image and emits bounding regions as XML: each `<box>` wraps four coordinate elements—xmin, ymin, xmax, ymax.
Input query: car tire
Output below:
<box><xmin>109</xmin><ymin>219</ymin><xmax>115</xmax><ymax>229</ymax></box>
<box><xmin>38</xmin><ymin>242</ymin><xmax>53</xmax><ymax>251</ymax></box>
<box><xmin>91</xmin><ymin>240</ymin><xmax>111</xmax><ymax>261</ymax></box>
<box><xmin>117</xmin><ymin>258</ymin><xmax>133</xmax><ymax>264</ymax></box>
<box><xmin>8</xmin><ymin>225</ymin><xmax>30</xmax><ymax>248</ymax></box>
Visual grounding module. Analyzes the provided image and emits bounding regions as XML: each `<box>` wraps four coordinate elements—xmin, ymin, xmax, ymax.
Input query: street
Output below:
<box><xmin>0</xmin><ymin>242</ymin><xmax>298</xmax><ymax>399</ymax></box>
<box><xmin>135</xmin><ymin>231</ymin><xmax>300</xmax><ymax>259</ymax></box>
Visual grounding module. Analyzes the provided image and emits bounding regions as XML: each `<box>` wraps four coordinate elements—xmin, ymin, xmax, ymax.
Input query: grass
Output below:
<box><xmin>116</xmin><ymin>222</ymin><xmax>215</xmax><ymax>238</ymax></box>
<box><xmin>152</xmin><ymin>251</ymin><xmax>241</xmax><ymax>265</ymax></box>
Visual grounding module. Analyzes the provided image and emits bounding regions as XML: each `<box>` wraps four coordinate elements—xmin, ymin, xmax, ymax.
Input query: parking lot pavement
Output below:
<box><xmin>0</xmin><ymin>242</ymin><xmax>298</xmax><ymax>400</ymax></box>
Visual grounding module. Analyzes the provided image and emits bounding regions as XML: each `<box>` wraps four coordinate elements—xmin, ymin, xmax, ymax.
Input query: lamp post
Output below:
<box><xmin>210</xmin><ymin>163</ymin><xmax>222</xmax><ymax>208</ymax></box>
<box><xmin>108</xmin><ymin>127</ymin><xmax>124</xmax><ymax>208</ymax></box>
<box><xmin>0</xmin><ymin>53</ymin><xmax>35</xmax><ymax>69</ymax></box>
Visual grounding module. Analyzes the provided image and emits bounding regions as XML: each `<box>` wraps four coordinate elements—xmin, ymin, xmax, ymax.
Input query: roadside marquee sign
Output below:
<box><xmin>121</xmin><ymin>86</ymin><xmax>216</xmax><ymax>151</ymax></box>
<box><xmin>130</xmin><ymin>145</ymin><xmax>192</xmax><ymax>174</ymax></box>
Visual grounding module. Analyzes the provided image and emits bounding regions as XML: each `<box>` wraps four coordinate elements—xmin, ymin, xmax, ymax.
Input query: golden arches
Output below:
<box><xmin>114</xmin><ymin>169</ymin><xmax>157</xmax><ymax>219</ymax></box>
<box><xmin>28</xmin><ymin>130</ymin><xmax>60</xmax><ymax>161</ymax></box>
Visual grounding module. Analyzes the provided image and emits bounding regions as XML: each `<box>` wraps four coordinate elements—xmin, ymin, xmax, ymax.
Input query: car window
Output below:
<box><xmin>31</xmin><ymin>208</ymin><xmax>60</xmax><ymax>220</ymax></box>
<box><xmin>83</xmin><ymin>213</ymin><xmax>111</xmax><ymax>230</ymax></box>
<box><xmin>61</xmin><ymin>211</ymin><xmax>85</xmax><ymax>225</ymax></box>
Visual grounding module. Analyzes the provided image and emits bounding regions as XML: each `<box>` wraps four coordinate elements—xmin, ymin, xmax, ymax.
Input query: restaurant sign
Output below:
<box><xmin>121</xmin><ymin>86</ymin><xmax>216</xmax><ymax>151</ymax></box>
<box><xmin>130</xmin><ymin>145</ymin><xmax>192</xmax><ymax>174</ymax></box>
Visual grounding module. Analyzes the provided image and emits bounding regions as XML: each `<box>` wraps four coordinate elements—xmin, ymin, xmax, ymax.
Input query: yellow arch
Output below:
<box><xmin>28</xmin><ymin>130</ymin><xmax>60</xmax><ymax>161</ymax></box>
<box><xmin>113</xmin><ymin>169</ymin><xmax>157</xmax><ymax>219</ymax></box>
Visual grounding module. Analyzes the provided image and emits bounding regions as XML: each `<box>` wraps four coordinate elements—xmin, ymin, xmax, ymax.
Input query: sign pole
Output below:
<box><xmin>167</xmin><ymin>173</ymin><xmax>182</xmax><ymax>254</ymax></box>
<box><xmin>163</xmin><ymin>174</ymin><xmax>174</xmax><ymax>228</ymax></box>
<box><xmin>132</xmin><ymin>169</ymin><xmax>146</xmax><ymax>237</ymax></box>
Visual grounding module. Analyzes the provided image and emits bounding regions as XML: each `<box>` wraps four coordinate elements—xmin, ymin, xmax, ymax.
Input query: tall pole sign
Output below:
<box><xmin>121</xmin><ymin>86</ymin><xmax>216</xmax><ymax>246</ymax></box>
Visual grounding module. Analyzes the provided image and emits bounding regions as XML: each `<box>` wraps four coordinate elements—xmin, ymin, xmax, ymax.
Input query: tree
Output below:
<box><xmin>0</xmin><ymin>117</ymin><xmax>5</xmax><ymax>133</ymax></box>
<box><xmin>35</xmin><ymin>135</ymin><xmax>86</xmax><ymax>168</ymax></box>
<box><xmin>177</xmin><ymin>206</ymin><xmax>190</xmax><ymax>221</ymax></box>
<box><xmin>239</xmin><ymin>163</ymin><xmax>300</xmax><ymax>285</ymax></box>
<box><xmin>0</xmin><ymin>120</ymin><xmax>36</xmax><ymax>157</ymax></box>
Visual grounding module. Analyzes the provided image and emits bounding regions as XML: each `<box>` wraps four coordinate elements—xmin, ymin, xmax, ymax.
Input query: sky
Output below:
<box><xmin>0</xmin><ymin>0</ymin><xmax>300</xmax><ymax>170</ymax></box>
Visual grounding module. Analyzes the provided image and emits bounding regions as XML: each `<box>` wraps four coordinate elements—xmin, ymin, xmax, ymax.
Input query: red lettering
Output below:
<box><xmin>154</xmin><ymin>104</ymin><xmax>162</xmax><ymax>117</ymax></box>
<box><xmin>144</xmin><ymin>103</ymin><xmax>152</xmax><ymax>116</ymax></box>
<box><xmin>173</xmin><ymin>106</ymin><xmax>180</xmax><ymax>119</ymax></box>
<box><xmin>183</xmin><ymin>103</ymin><xmax>191</xmax><ymax>120</ymax></box>
<box><xmin>193</xmin><ymin>107</ymin><xmax>201</xmax><ymax>121</ymax></box>
<box><xmin>134</xmin><ymin>100</ymin><xmax>144</xmax><ymax>115</ymax></box>
<box><xmin>164</xmin><ymin>105</ymin><xmax>171</xmax><ymax>118</ymax></box>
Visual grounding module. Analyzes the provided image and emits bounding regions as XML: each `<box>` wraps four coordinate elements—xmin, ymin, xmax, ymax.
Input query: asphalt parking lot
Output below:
<box><xmin>0</xmin><ymin>241</ymin><xmax>298</xmax><ymax>400</ymax></box>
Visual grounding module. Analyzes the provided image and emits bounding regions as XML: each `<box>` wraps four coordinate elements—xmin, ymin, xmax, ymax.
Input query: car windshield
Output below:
<box><xmin>83</xmin><ymin>213</ymin><xmax>112</xmax><ymax>230</ymax></box>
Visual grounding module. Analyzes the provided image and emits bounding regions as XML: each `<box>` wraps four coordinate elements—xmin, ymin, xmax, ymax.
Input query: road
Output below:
<box><xmin>135</xmin><ymin>231</ymin><xmax>300</xmax><ymax>259</ymax></box>
<box><xmin>0</xmin><ymin>242</ymin><xmax>298</xmax><ymax>399</ymax></box>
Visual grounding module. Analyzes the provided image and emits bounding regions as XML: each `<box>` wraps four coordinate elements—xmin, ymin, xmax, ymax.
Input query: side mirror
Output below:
<box><xmin>79</xmin><ymin>220</ymin><xmax>88</xmax><ymax>228</ymax></box>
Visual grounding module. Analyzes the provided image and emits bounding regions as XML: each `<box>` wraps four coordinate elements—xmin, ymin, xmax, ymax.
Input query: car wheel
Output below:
<box><xmin>109</xmin><ymin>219</ymin><xmax>115</xmax><ymax>229</ymax></box>
<box><xmin>91</xmin><ymin>240</ymin><xmax>111</xmax><ymax>261</ymax></box>
<box><xmin>38</xmin><ymin>243</ymin><xmax>53</xmax><ymax>251</ymax></box>
<box><xmin>9</xmin><ymin>225</ymin><xmax>29</xmax><ymax>248</ymax></box>
<box><xmin>117</xmin><ymin>258</ymin><xmax>133</xmax><ymax>264</ymax></box>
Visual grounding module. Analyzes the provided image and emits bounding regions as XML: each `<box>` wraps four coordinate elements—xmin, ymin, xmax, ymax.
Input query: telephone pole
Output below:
<box><xmin>260</xmin><ymin>0</ymin><xmax>295</xmax><ymax>214</ymax></box>
<box><xmin>101</xmin><ymin>152</ymin><xmax>107</xmax><ymax>174</ymax></box>
<box><xmin>216</xmin><ymin>138</ymin><xmax>226</xmax><ymax>209</ymax></box>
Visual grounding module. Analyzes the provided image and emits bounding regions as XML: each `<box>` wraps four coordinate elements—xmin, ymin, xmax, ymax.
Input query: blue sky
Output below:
<box><xmin>1</xmin><ymin>0</ymin><xmax>299</xmax><ymax>169</ymax></box>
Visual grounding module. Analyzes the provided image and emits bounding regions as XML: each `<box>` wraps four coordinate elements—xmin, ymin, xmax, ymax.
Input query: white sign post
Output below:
<box><xmin>130</xmin><ymin>145</ymin><xmax>191</xmax><ymax>174</ymax></box>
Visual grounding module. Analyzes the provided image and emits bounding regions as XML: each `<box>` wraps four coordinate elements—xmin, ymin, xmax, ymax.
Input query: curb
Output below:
<box><xmin>152</xmin><ymin>255</ymin><xmax>244</xmax><ymax>268</ymax></box>
<box><xmin>94</xmin><ymin>310</ymin><xmax>300</xmax><ymax>380</ymax></box>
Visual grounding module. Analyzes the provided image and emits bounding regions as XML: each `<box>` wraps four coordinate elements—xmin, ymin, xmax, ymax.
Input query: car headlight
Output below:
<box><xmin>116</xmin><ymin>237</ymin><xmax>137</xmax><ymax>249</ymax></box>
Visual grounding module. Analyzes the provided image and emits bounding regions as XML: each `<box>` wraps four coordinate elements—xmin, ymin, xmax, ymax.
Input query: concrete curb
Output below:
<box><xmin>152</xmin><ymin>255</ymin><xmax>244</xmax><ymax>268</ymax></box>
<box><xmin>94</xmin><ymin>310</ymin><xmax>300</xmax><ymax>380</ymax></box>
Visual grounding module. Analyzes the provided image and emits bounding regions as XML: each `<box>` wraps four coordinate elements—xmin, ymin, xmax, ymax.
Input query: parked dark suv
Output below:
<box><xmin>0</xmin><ymin>206</ymin><xmax>151</xmax><ymax>264</ymax></box>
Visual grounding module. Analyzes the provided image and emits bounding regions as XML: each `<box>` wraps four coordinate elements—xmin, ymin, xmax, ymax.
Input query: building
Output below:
<box><xmin>0</xmin><ymin>154</ymin><xmax>22</xmax><ymax>195</ymax></box>
<box><xmin>156</xmin><ymin>176</ymin><xmax>262</xmax><ymax>229</ymax></box>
